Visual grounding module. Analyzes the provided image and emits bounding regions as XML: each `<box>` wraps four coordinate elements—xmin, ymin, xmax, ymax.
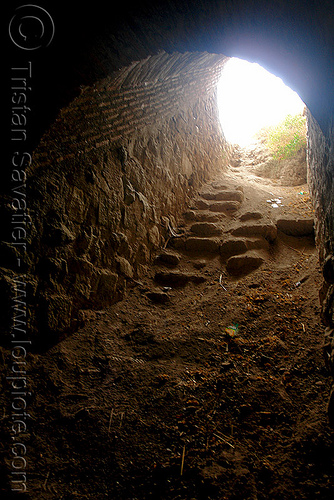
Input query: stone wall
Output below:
<box><xmin>306</xmin><ymin>110</ymin><xmax>334</xmax><ymax>422</ymax></box>
<box><xmin>1</xmin><ymin>52</ymin><xmax>230</xmax><ymax>346</ymax></box>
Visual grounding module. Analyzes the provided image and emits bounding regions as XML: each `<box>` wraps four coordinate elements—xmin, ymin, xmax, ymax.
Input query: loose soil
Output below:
<box><xmin>1</xmin><ymin>151</ymin><xmax>334</xmax><ymax>500</ymax></box>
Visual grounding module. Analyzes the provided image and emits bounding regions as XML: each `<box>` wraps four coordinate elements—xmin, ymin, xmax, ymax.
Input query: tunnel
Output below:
<box><xmin>2</xmin><ymin>0</ymin><xmax>334</xmax><ymax>497</ymax></box>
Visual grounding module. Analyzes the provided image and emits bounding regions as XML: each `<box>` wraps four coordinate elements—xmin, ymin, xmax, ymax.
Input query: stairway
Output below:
<box><xmin>149</xmin><ymin>177</ymin><xmax>279</xmax><ymax>296</ymax></box>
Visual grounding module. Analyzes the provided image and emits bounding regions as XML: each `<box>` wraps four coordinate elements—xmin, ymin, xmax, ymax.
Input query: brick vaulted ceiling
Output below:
<box><xmin>6</xmin><ymin>0</ymin><xmax>334</xmax><ymax>152</ymax></box>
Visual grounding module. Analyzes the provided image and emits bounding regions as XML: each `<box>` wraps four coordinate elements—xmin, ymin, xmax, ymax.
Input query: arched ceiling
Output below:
<box><xmin>6</xmin><ymin>0</ymin><xmax>334</xmax><ymax>150</ymax></box>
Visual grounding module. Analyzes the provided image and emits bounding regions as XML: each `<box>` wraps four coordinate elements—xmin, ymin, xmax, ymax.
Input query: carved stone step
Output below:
<box><xmin>220</xmin><ymin>238</ymin><xmax>248</xmax><ymax>258</ymax></box>
<box><xmin>211</xmin><ymin>182</ymin><xmax>229</xmax><ymax>190</ymax></box>
<box><xmin>220</xmin><ymin>237</ymin><xmax>269</xmax><ymax>259</ymax></box>
<box><xmin>231</xmin><ymin>223</ymin><xmax>277</xmax><ymax>243</ymax></box>
<box><xmin>276</xmin><ymin>217</ymin><xmax>314</xmax><ymax>237</ymax></box>
<box><xmin>194</xmin><ymin>199</ymin><xmax>210</xmax><ymax>210</ymax></box>
<box><xmin>201</xmin><ymin>190</ymin><xmax>244</xmax><ymax>203</ymax></box>
<box><xmin>184</xmin><ymin>210</ymin><xmax>220</xmax><ymax>223</ymax></box>
<box><xmin>209</xmin><ymin>201</ymin><xmax>241</xmax><ymax>213</ymax></box>
<box><xmin>190</xmin><ymin>222</ymin><xmax>222</xmax><ymax>237</ymax></box>
<box><xmin>226</xmin><ymin>251</ymin><xmax>265</xmax><ymax>276</ymax></box>
<box><xmin>185</xmin><ymin>237</ymin><xmax>220</xmax><ymax>253</ymax></box>
<box><xmin>154</xmin><ymin>250</ymin><xmax>181</xmax><ymax>267</ymax></box>
<box><xmin>239</xmin><ymin>211</ymin><xmax>263</xmax><ymax>222</ymax></box>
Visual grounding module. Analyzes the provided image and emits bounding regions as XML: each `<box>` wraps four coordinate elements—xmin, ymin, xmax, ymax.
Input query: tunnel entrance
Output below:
<box><xmin>4</xmin><ymin>44</ymin><xmax>332</xmax><ymax>499</ymax></box>
<box><xmin>217</xmin><ymin>57</ymin><xmax>309</xmax><ymax>194</ymax></box>
<box><xmin>217</xmin><ymin>57</ymin><xmax>305</xmax><ymax>147</ymax></box>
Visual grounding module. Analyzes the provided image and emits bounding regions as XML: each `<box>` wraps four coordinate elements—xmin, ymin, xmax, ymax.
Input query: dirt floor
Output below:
<box><xmin>2</xmin><ymin>150</ymin><xmax>334</xmax><ymax>499</ymax></box>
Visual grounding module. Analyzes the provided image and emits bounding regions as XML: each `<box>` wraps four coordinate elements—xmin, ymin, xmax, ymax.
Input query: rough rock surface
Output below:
<box><xmin>0</xmin><ymin>52</ymin><xmax>231</xmax><ymax>342</ymax></box>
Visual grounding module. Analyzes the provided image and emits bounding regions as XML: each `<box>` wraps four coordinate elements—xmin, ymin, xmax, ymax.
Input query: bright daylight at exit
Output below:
<box><xmin>217</xmin><ymin>57</ymin><xmax>305</xmax><ymax>147</ymax></box>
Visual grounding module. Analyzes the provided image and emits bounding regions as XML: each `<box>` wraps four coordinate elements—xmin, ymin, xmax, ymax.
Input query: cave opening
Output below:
<box><xmin>217</xmin><ymin>57</ymin><xmax>305</xmax><ymax>148</ymax></box>
<box><xmin>215</xmin><ymin>56</ymin><xmax>311</xmax><ymax>216</ymax></box>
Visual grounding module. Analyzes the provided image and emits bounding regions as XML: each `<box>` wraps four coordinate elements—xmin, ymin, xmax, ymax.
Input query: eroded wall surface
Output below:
<box><xmin>307</xmin><ymin>111</ymin><xmax>334</xmax><ymax>415</ymax></box>
<box><xmin>2</xmin><ymin>52</ymin><xmax>230</xmax><ymax>343</ymax></box>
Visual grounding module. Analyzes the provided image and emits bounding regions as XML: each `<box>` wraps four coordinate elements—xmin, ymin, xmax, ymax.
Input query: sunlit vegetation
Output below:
<box><xmin>258</xmin><ymin>113</ymin><xmax>307</xmax><ymax>160</ymax></box>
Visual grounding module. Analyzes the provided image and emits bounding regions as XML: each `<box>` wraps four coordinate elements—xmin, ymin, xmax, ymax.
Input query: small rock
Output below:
<box><xmin>246</xmin><ymin>237</ymin><xmax>270</xmax><ymax>251</ymax></box>
<box><xmin>116</xmin><ymin>256</ymin><xmax>134</xmax><ymax>278</ymax></box>
<box><xmin>146</xmin><ymin>290</ymin><xmax>169</xmax><ymax>304</ymax></box>
<box><xmin>124</xmin><ymin>192</ymin><xmax>136</xmax><ymax>205</ymax></box>
<box><xmin>193</xmin><ymin>260</ymin><xmax>207</xmax><ymax>269</ymax></box>
<box><xmin>147</xmin><ymin>225</ymin><xmax>160</xmax><ymax>248</ymax></box>
<box><xmin>169</xmin><ymin>236</ymin><xmax>186</xmax><ymax>250</ymax></box>
<box><xmin>183</xmin><ymin>210</ymin><xmax>197</xmax><ymax>221</ymax></box>
<box><xmin>45</xmin><ymin>224</ymin><xmax>75</xmax><ymax>246</ymax></box>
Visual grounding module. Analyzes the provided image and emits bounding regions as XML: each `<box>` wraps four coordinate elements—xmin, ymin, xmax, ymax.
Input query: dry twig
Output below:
<box><xmin>180</xmin><ymin>445</ymin><xmax>186</xmax><ymax>476</ymax></box>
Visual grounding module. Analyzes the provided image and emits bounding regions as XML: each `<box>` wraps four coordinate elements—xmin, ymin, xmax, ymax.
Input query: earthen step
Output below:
<box><xmin>276</xmin><ymin>217</ymin><xmax>314</xmax><ymax>237</ymax></box>
<box><xmin>154</xmin><ymin>271</ymin><xmax>206</xmax><ymax>287</ymax></box>
<box><xmin>200</xmin><ymin>190</ymin><xmax>244</xmax><ymax>203</ymax></box>
<box><xmin>185</xmin><ymin>237</ymin><xmax>220</xmax><ymax>253</ymax></box>
<box><xmin>190</xmin><ymin>222</ymin><xmax>222</xmax><ymax>237</ymax></box>
<box><xmin>231</xmin><ymin>222</ymin><xmax>277</xmax><ymax>243</ymax></box>
<box><xmin>246</xmin><ymin>237</ymin><xmax>270</xmax><ymax>251</ymax></box>
<box><xmin>184</xmin><ymin>210</ymin><xmax>220</xmax><ymax>223</ymax></box>
<box><xmin>194</xmin><ymin>199</ymin><xmax>210</xmax><ymax>210</ymax></box>
<box><xmin>154</xmin><ymin>250</ymin><xmax>181</xmax><ymax>267</ymax></box>
<box><xmin>226</xmin><ymin>251</ymin><xmax>265</xmax><ymax>276</ymax></box>
<box><xmin>211</xmin><ymin>182</ymin><xmax>243</xmax><ymax>192</ymax></box>
<box><xmin>239</xmin><ymin>211</ymin><xmax>263</xmax><ymax>222</ymax></box>
<box><xmin>220</xmin><ymin>237</ymin><xmax>269</xmax><ymax>259</ymax></box>
<box><xmin>209</xmin><ymin>201</ymin><xmax>241</xmax><ymax>213</ymax></box>
<box><xmin>220</xmin><ymin>238</ymin><xmax>248</xmax><ymax>258</ymax></box>
<box><xmin>211</xmin><ymin>182</ymin><xmax>228</xmax><ymax>190</ymax></box>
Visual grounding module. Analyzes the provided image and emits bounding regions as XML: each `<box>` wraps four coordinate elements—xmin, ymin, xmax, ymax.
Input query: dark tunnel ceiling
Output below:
<box><xmin>6</xmin><ymin>0</ymin><xmax>334</xmax><ymax>152</ymax></box>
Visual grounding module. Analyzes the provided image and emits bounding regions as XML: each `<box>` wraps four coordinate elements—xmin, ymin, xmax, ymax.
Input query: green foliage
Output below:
<box><xmin>260</xmin><ymin>113</ymin><xmax>307</xmax><ymax>161</ymax></box>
